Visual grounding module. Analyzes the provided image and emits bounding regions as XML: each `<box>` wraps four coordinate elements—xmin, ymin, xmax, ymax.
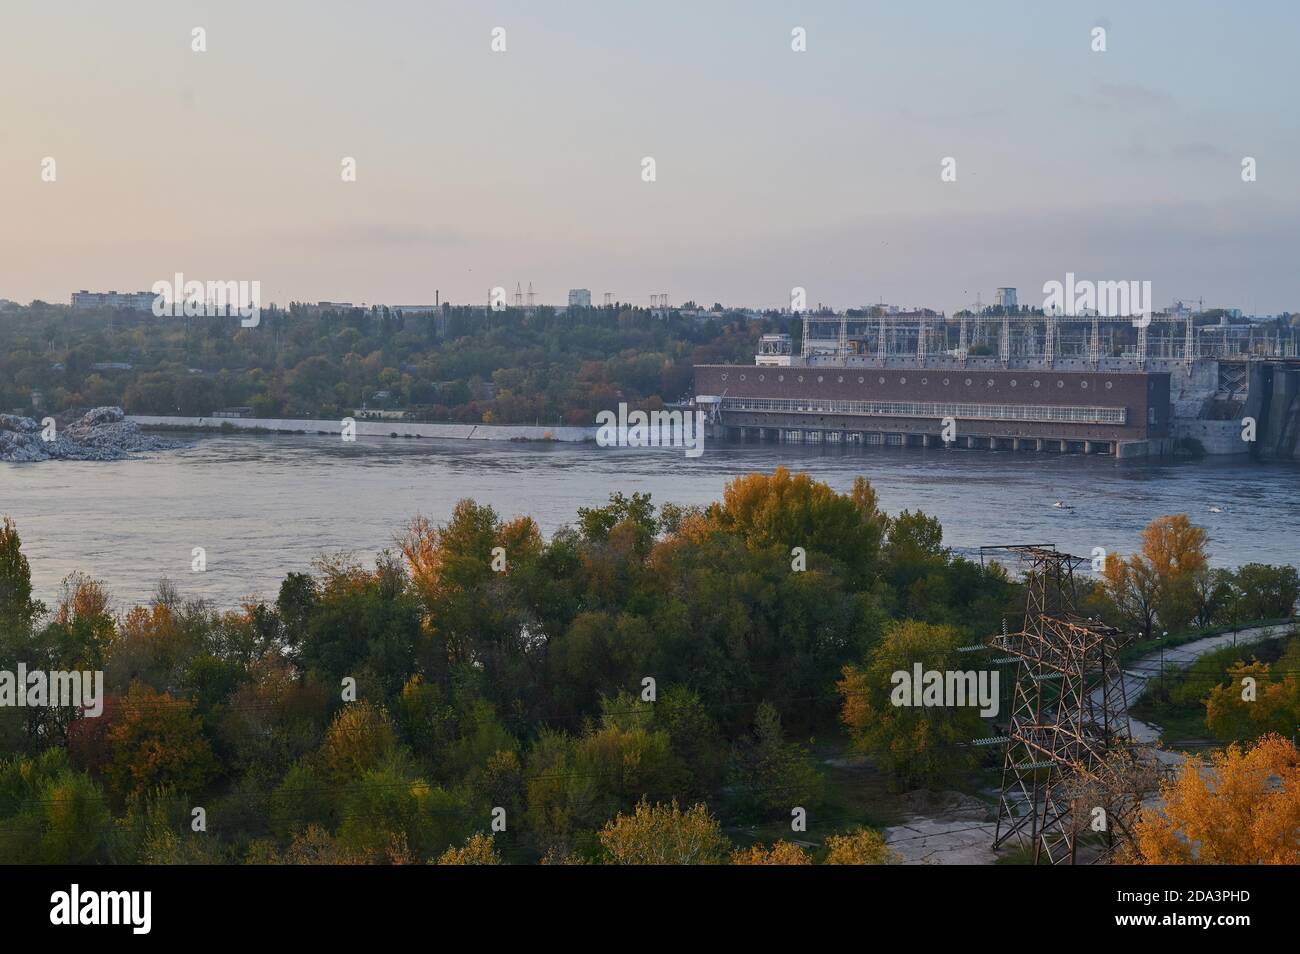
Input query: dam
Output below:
<box><xmin>693</xmin><ymin>310</ymin><xmax>1300</xmax><ymax>460</ymax></box>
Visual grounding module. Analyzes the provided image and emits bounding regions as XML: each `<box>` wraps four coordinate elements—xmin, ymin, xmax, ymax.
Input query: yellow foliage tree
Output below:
<box><xmin>1131</xmin><ymin>734</ymin><xmax>1300</xmax><ymax>864</ymax></box>
<box><xmin>598</xmin><ymin>799</ymin><xmax>729</xmax><ymax>865</ymax></box>
<box><xmin>823</xmin><ymin>827</ymin><xmax>900</xmax><ymax>865</ymax></box>
<box><xmin>436</xmin><ymin>832</ymin><xmax>501</xmax><ymax>865</ymax></box>
<box><xmin>319</xmin><ymin>702</ymin><xmax>397</xmax><ymax>782</ymax></box>
<box><xmin>704</xmin><ymin>467</ymin><xmax>885</xmax><ymax>585</ymax></box>
<box><xmin>1203</xmin><ymin>661</ymin><xmax>1300</xmax><ymax>742</ymax></box>
<box><xmin>729</xmin><ymin>841</ymin><xmax>812</xmax><ymax>865</ymax></box>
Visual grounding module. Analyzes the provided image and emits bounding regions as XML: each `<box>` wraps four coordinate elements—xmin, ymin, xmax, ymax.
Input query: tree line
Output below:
<box><xmin>0</xmin><ymin>303</ymin><xmax>780</xmax><ymax>425</ymax></box>
<box><xmin>0</xmin><ymin>470</ymin><xmax>1294</xmax><ymax>863</ymax></box>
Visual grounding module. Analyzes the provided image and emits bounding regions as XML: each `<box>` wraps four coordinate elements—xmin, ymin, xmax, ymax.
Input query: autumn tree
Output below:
<box><xmin>1103</xmin><ymin>514</ymin><xmax>1209</xmax><ymax>638</ymax></box>
<box><xmin>1131</xmin><ymin>734</ymin><xmax>1300</xmax><ymax>864</ymax></box>
<box><xmin>598</xmin><ymin>799</ymin><xmax>729</xmax><ymax>865</ymax></box>
<box><xmin>704</xmin><ymin>468</ymin><xmax>885</xmax><ymax>587</ymax></box>
<box><xmin>823</xmin><ymin>827</ymin><xmax>900</xmax><ymax>865</ymax></box>
<box><xmin>729</xmin><ymin>841</ymin><xmax>812</xmax><ymax>865</ymax></box>
<box><xmin>319</xmin><ymin>701</ymin><xmax>398</xmax><ymax>782</ymax></box>
<box><xmin>1102</xmin><ymin>553</ymin><xmax>1160</xmax><ymax>640</ymax></box>
<box><xmin>1204</xmin><ymin>658</ymin><xmax>1300</xmax><ymax>743</ymax></box>
<box><xmin>104</xmin><ymin>683</ymin><xmax>219</xmax><ymax>804</ymax></box>
<box><xmin>436</xmin><ymin>832</ymin><xmax>501</xmax><ymax>865</ymax></box>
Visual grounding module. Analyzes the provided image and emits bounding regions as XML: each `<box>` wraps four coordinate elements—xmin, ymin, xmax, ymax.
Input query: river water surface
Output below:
<box><xmin>3</xmin><ymin>433</ymin><xmax>1297</xmax><ymax>608</ymax></box>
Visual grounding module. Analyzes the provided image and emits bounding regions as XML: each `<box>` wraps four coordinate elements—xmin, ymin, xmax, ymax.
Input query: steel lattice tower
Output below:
<box><xmin>985</xmin><ymin>545</ymin><xmax>1132</xmax><ymax>864</ymax></box>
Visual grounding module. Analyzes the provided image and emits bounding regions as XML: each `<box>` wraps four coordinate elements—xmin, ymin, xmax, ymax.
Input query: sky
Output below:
<box><xmin>2</xmin><ymin>0</ymin><xmax>1298</xmax><ymax>314</ymax></box>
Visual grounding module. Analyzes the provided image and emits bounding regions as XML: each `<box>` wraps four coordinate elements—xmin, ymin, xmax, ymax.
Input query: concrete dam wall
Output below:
<box><xmin>129</xmin><ymin>415</ymin><xmax>596</xmax><ymax>443</ymax></box>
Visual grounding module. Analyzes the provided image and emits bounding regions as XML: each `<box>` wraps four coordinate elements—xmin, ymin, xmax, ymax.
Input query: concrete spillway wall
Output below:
<box><xmin>1254</xmin><ymin>364</ymin><xmax>1300</xmax><ymax>461</ymax></box>
<box><xmin>129</xmin><ymin>415</ymin><xmax>596</xmax><ymax>443</ymax></box>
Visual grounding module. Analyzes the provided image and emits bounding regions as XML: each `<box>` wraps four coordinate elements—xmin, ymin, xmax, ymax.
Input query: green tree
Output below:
<box><xmin>838</xmin><ymin>620</ymin><xmax>984</xmax><ymax>786</ymax></box>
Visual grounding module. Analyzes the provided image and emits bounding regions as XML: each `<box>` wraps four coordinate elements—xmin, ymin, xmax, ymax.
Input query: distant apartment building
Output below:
<box><xmin>71</xmin><ymin>290</ymin><xmax>156</xmax><ymax>311</ymax></box>
<box><xmin>568</xmin><ymin>288</ymin><xmax>592</xmax><ymax>309</ymax></box>
<box><xmin>995</xmin><ymin>287</ymin><xmax>1018</xmax><ymax>310</ymax></box>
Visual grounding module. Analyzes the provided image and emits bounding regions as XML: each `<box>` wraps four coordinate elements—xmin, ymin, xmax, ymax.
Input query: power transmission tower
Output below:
<box><xmin>985</xmin><ymin>545</ymin><xmax>1134</xmax><ymax>864</ymax></box>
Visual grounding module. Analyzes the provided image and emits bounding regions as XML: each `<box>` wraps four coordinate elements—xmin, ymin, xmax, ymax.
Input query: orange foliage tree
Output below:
<box><xmin>1103</xmin><ymin>514</ymin><xmax>1209</xmax><ymax>639</ymax></box>
<box><xmin>729</xmin><ymin>841</ymin><xmax>812</xmax><ymax>865</ymax></box>
<box><xmin>104</xmin><ymin>683</ymin><xmax>219</xmax><ymax>803</ymax></box>
<box><xmin>1131</xmin><ymin>734</ymin><xmax>1300</xmax><ymax>864</ymax></box>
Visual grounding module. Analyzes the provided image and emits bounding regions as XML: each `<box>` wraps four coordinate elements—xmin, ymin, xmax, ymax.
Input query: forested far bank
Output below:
<box><xmin>0</xmin><ymin>302</ymin><xmax>779</xmax><ymax>425</ymax></box>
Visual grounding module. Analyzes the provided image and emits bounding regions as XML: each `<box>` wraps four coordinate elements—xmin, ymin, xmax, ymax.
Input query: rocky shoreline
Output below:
<box><xmin>0</xmin><ymin>407</ymin><xmax>183</xmax><ymax>462</ymax></box>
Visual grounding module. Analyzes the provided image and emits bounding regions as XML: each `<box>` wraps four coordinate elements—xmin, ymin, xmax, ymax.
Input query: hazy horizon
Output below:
<box><xmin>3</xmin><ymin>0</ymin><xmax>1298</xmax><ymax>314</ymax></box>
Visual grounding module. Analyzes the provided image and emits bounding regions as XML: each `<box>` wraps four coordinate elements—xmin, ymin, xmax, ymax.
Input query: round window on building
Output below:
<box><xmin>1081</xmin><ymin>380</ymin><xmax>1088</xmax><ymax>389</ymax></box>
<box><xmin>858</xmin><ymin>376</ymin><xmax>864</xmax><ymax>384</ymax></box>
<box><xmin>778</xmin><ymin>375</ymin><xmax>784</xmax><ymax>382</ymax></box>
<box><xmin>797</xmin><ymin>375</ymin><xmax>804</xmax><ymax>382</ymax></box>
<box><xmin>1033</xmin><ymin>380</ymin><xmax>1040</xmax><ymax>388</ymax></box>
<box><xmin>921</xmin><ymin>377</ymin><xmax>928</xmax><ymax>385</ymax></box>
<box><xmin>879</xmin><ymin>376</ymin><xmax>885</xmax><ymax>384</ymax></box>
<box><xmin>899</xmin><ymin>377</ymin><xmax>907</xmax><ymax>385</ymax></box>
<box><xmin>1057</xmin><ymin>380</ymin><xmax>1065</xmax><ymax>388</ymax></box>
<box><xmin>837</xmin><ymin>376</ymin><xmax>844</xmax><ymax>383</ymax></box>
<box><xmin>817</xmin><ymin>375</ymin><xmax>823</xmax><ymax>383</ymax></box>
<box><xmin>1105</xmin><ymin>380</ymin><xmax>1113</xmax><ymax>390</ymax></box>
<box><xmin>965</xmin><ymin>378</ymin><xmax>972</xmax><ymax>386</ymax></box>
<box><xmin>1010</xmin><ymin>379</ymin><xmax>1017</xmax><ymax>387</ymax></box>
<box><xmin>942</xmin><ymin>378</ymin><xmax>950</xmax><ymax>386</ymax></box>
<box><xmin>739</xmin><ymin>374</ymin><xmax>746</xmax><ymax>381</ymax></box>
<box><xmin>758</xmin><ymin>374</ymin><xmax>765</xmax><ymax>382</ymax></box>
<box><xmin>720</xmin><ymin>374</ymin><xmax>728</xmax><ymax>381</ymax></box>
<box><xmin>987</xmin><ymin>379</ymin><xmax>994</xmax><ymax>387</ymax></box>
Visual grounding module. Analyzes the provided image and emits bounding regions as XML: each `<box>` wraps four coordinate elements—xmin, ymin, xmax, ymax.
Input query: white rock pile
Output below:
<box><xmin>0</xmin><ymin>407</ymin><xmax>182</xmax><ymax>462</ymax></box>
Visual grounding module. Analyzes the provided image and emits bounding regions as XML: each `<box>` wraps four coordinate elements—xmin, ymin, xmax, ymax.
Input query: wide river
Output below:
<box><xmin>3</xmin><ymin>433</ymin><xmax>1298</xmax><ymax>609</ymax></box>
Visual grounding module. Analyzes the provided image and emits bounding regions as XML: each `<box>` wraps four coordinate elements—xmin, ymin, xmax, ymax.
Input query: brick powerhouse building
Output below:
<box><xmin>693</xmin><ymin>364</ymin><xmax>1171</xmax><ymax>457</ymax></box>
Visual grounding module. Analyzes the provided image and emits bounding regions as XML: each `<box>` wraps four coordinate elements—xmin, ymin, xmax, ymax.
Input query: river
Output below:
<box><xmin>2</xmin><ymin>433</ymin><xmax>1297</xmax><ymax>609</ymax></box>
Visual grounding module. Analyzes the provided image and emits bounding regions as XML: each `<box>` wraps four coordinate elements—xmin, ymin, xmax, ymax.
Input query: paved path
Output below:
<box><xmin>883</xmin><ymin>621</ymin><xmax>1291</xmax><ymax>863</ymax></box>
<box><xmin>1113</xmin><ymin>622</ymin><xmax>1286</xmax><ymax>743</ymax></box>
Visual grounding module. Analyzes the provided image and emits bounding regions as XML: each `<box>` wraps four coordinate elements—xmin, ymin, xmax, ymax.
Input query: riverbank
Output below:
<box><xmin>2</xmin><ymin>407</ymin><xmax>182</xmax><ymax>462</ymax></box>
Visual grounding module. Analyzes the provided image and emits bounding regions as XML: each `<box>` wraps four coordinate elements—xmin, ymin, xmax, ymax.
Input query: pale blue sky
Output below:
<box><xmin>2</xmin><ymin>0</ymin><xmax>1297</xmax><ymax>312</ymax></box>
